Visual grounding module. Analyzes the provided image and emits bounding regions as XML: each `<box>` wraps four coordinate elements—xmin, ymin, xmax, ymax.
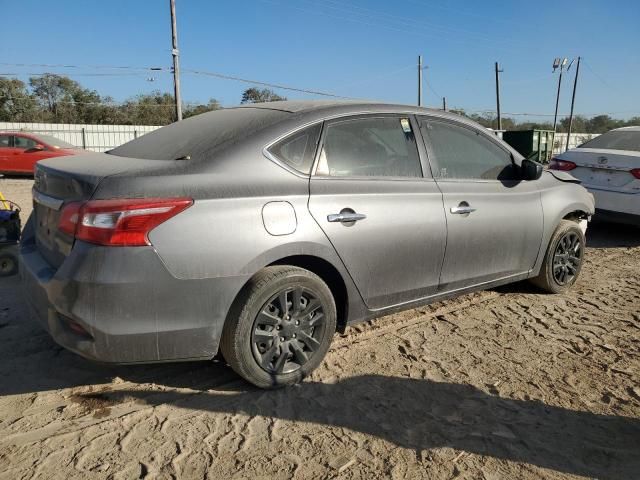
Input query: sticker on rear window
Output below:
<box><xmin>400</xmin><ymin>118</ymin><xmax>412</xmax><ymax>133</ymax></box>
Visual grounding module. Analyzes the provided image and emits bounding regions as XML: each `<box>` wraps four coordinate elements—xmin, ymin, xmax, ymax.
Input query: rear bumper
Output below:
<box><xmin>19</xmin><ymin>216</ymin><xmax>249</xmax><ymax>363</ymax></box>
<box><xmin>587</xmin><ymin>187</ymin><xmax>640</xmax><ymax>217</ymax></box>
<box><xmin>594</xmin><ymin>209</ymin><xmax>640</xmax><ymax>227</ymax></box>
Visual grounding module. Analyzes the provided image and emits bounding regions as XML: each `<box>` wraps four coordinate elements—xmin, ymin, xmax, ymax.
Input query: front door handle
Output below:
<box><xmin>450</xmin><ymin>202</ymin><xmax>476</xmax><ymax>215</ymax></box>
<box><xmin>327</xmin><ymin>212</ymin><xmax>367</xmax><ymax>223</ymax></box>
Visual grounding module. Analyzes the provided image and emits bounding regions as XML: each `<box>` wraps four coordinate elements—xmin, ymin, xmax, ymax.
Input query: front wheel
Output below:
<box><xmin>530</xmin><ymin>220</ymin><xmax>585</xmax><ymax>294</ymax></box>
<box><xmin>220</xmin><ymin>266</ymin><xmax>337</xmax><ymax>389</ymax></box>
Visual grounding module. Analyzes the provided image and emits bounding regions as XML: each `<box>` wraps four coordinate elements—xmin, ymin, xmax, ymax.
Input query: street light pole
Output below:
<box><xmin>565</xmin><ymin>56</ymin><xmax>581</xmax><ymax>152</ymax></box>
<box><xmin>495</xmin><ymin>62</ymin><xmax>503</xmax><ymax>131</ymax></box>
<box><xmin>170</xmin><ymin>0</ymin><xmax>183</xmax><ymax>122</ymax></box>
<box><xmin>552</xmin><ymin>57</ymin><xmax>567</xmax><ymax>133</ymax></box>
<box><xmin>418</xmin><ymin>55</ymin><xmax>423</xmax><ymax>107</ymax></box>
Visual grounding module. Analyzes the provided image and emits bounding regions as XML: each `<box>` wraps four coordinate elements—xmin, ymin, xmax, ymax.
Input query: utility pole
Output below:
<box><xmin>565</xmin><ymin>56</ymin><xmax>581</xmax><ymax>151</ymax></box>
<box><xmin>494</xmin><ymin>62</ymin><xmax>503</xmax><ymax>130</ymax></box>
<box><xmin>552</xmin><ymin>58</ymin><xmax>568</xmax><ymax>133</ymax></box>
<box><xmin>170</xmin><ymin>0</ymin><xmax>183</xmax><ymax>122</ymax></box>
<box><xmin>417</xmin><ymin>55</ymin><xmax>423</xmax><ymax>107</ymax></box>
<box><xmin>442</xmin><ymin>97</ymin><xmax>447</xmax><ymax>111</ymax></box>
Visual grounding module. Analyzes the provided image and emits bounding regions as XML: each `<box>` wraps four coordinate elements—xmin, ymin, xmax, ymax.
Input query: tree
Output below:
<box><xmin>0</xmin><ymin>77</ymin><xmax>39</xmax><ymax>122</ymax></box>
<box><xmin>241</xmin><ymin>87</ymin><xmax>286</xmax><ymax>104</ymax></box>
<box><xmin>119</xmin><ymin>92</ymin><xmax>176</xmax><ymax>125</ymax></box>
<box><xmin>29</xmin><ymin>74</ymin><xmax>81</xmax><ymax>122</ymax></box>
<box><xmin>558</xmin><ymin>115</ymin><xmax>587</xmax><ymax>133</ymax></box>
<box><xmin>184</xmin><ymin>98</ymin><xmax>221</xmax><ymax>118</ymax></box>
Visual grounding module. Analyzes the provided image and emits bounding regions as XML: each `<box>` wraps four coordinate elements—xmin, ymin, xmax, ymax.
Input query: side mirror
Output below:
<box><xmin>25</xmin><ymin>145</ymin><xmax>45</xmax><ymax>153</ymax></box>
<box><xmin>521</xmin><ymin>158</ymin><xmax>543</xmax><ymax>181</ymax></box>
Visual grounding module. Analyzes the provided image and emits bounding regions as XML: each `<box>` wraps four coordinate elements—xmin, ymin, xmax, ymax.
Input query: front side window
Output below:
<box><xmin>13</xmin><ymin>136</ymin><xmax>37</xmax><ymax>149</ymax></box>
<box><xmin>316</xmin><ymin>116</ymin><xmax>422</xmax><ymax>178</ymax></box>
<box><xmin>420</xmin><ymin>118</ymin><xmax>517</xmax><ymax>181</ymax></box>
<box><xmin>268</xmin><ymin>123</ymin><xmax>321</xmax><ymax>174</ymax></box>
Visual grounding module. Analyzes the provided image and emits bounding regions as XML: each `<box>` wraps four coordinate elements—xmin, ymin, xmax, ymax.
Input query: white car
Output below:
<box><xmin>551</xmin><ymin>126</ymin><xmax>640</xmax><ymax>226</ymax></box>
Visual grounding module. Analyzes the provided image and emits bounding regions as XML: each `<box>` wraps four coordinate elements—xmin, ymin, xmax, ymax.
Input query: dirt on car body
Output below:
<box><xmin>0</xmin><ymin>178</ymin><xmax>638</xmax><ymax>480</ymax></box>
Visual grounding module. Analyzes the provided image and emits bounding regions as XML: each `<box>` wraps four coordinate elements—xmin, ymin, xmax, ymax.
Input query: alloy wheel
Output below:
<box><xmin>251</xmin><ymin>286</ymin><xmax>327</xmax><ymax>375</ymax></box>
<box><xmin>552</xmin><ymin>232</ymin><xmax>582</xmax><ymax>285</ymax></box>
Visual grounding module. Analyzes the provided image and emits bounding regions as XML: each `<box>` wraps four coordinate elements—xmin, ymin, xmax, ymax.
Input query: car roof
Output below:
<box><xmin>0</xmin><ymin>130</ymin><xmax>36</xmax><ymax>136</ymax></box>
<box><xmin>235</xmin><ymin>99</ymin><xmax>460</xmax><ymax>118</ymax></box>
<box><xmin>611</xmin><ymin>125</ymin><xmax>640</xmax><ymax>132</ymax></box>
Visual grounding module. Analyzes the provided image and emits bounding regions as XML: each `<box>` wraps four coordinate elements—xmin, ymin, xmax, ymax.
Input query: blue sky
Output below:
<box><xmin>2</xmin><ymin>0</ymin><xmax>639</xmax><ymax>120</ymax></box>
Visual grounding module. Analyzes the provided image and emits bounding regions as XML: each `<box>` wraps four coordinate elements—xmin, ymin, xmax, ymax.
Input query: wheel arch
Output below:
<box><xmin>562</xmin><ymin>209</ymin><xmax>591</xmax><ymax>222</ymax></box>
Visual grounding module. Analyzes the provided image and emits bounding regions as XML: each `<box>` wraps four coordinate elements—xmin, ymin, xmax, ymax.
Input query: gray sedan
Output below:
<box><xmin>20</xmin><ymin>101</ymin><xmax>595</xmax><ymax>388</ymax></box>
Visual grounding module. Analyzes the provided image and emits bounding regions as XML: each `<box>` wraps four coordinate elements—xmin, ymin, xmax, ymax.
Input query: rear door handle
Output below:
<box><xmin>450</xmin><ymin>203</ymin><xmax>476</xmax><ymax>215</ymax></box>
<box><xmin>327</xmin><ymin>212</ymin><xmax>367</xmax><ymax>223</ymax></box>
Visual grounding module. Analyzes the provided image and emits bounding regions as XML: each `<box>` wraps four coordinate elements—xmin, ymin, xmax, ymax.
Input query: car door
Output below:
<box><xmin>418</xmin><ymin>116</ymin><xmax>543</xmax><ymax>292</ymax></box>
<box><xmin>12</xmin><ymin>135</ymin><xmax>46</xmax><ymax>173</ymax></box>
<box><xmin>308</xmin><ymin>114</ymin><xmax>447</xmax><ymax>310</ymax></box>
<box><xmin>0</xmin><ymin>134</ymin><xmax>12</xmax><ymax>171</ymax></box>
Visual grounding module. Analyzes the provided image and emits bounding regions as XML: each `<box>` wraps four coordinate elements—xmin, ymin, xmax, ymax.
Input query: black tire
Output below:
<box><xmin>0</xmin><ymin>252</ymin><xmax>18</xmax><ymax>277</ymax></box>
<box><xmin>220</xmin><ymin>266</ymin><xmax>337</xmax><ymax>389</ymax></box>
<box><xmin>530</xmin><ymin>220</ymin><xmax>585</xmax><ymax>294</ymax></box>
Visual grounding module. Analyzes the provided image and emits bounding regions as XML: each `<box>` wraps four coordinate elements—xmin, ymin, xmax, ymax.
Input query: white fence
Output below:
<box><xmin>1</xmin><ymin>121</ymin><xmax>601</xmax><ymax>156</ymax></box>
<box><xmin>0</xmin><ymin>122</ymin><xmax>161</xmax><ymax>152</ymax></box>
<box><xmin>552</xmin><ymin>133</ymin><xmax>599</xmax><ymax>154</ymax></box>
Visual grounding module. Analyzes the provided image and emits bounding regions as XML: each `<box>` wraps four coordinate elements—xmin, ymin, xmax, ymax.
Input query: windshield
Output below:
<box><xmin>108</xmin><ymin>107</ymin><xmax>290</xmax><ymax>160</ymax></box>
<box><xmin>37</xmin><ymin>134</ymin><xmax>76</xmax><ymax>149</ymax></box>
<box><xmin>579</xmin><ymin>130</ymin><xmax>640</xmax><ymax>152</ymax></box>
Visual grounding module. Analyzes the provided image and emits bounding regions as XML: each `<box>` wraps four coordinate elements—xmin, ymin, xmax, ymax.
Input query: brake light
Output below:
<box><xmin>549</xmin><ymin>158</ymin><xmax>577</xmax><ymax>171</ymax></box>
<box><xmin>58</xmin><ymin>201</ymin><xmax>83</xmax><ymax>237</ymax></box>
<box><xmin>58</xmin><ymin>198</ymin><xmax>192</xmax><ymax>246</ymax></box>
<box><xmin>631</xmin><ymin>168</ymin><xmax>640</xmax><ymax>179</ymax></box>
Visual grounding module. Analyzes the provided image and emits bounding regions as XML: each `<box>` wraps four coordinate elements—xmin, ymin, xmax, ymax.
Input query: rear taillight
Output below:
<box><xmin>631</xmin><ymin>168</ymin><xmax>640</xmax><ymax>179</ymax></box>
<box><xmin>58</xmin><ymin>198</ymin><xmax>192</xmax><ymax>246</ymax></box>
<box><xmin>549</xmin><ymin>158</ymin><xmax>577</xmax><ymax>171</ymax></box>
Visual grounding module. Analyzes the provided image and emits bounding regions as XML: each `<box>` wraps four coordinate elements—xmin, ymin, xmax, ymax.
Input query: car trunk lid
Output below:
<box><xmin>558</xmin><ymin>148</ymin><xmax>640</xmax><ymax>192</ymax></box>
<box><xmin>32</xmin><ymin>153</ymin><xmax>174</xmax><ymax>268</ymax></box>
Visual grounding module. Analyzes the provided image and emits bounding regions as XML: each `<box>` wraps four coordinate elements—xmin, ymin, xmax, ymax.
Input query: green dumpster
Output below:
<box><xmin>502</xmin><ymin>129</ymin><xmax>555</xmax><ymax>164</ymax></box>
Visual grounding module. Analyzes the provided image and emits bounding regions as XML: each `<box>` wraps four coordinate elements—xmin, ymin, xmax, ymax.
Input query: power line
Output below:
<box><xmin>1</xmin><ymin>72</ymin><xmax>155</xmax><ymax>78</ymax></box>
<box><xmin>181</xmin><ymin>69</ymin><xmax>350</xmax><ymax>98</ymax></box>
<box><xmin>0</xmin><ymin>62</ymin><xmax>162</xmax><ymax>72</ymax></box>
<box><xmin>334</xmin><ymin>63</ymin><xmax>415</xmax><ymax>91</ymax></box>
<box><xmin>254</xmin><ymin>0</ymin><xmax>522</xmax><ymax>53</ymax></box>
<box><xmin>303</xmin><ymin>0</ymin><xmax>517</xmax><ymax>49</ymax></box>
<box><xmin>424</xmin><ymin>77</ymin><xmax>442</xmax><ymax>100</ymax></box>
<box><xmin>0</xmin><ymin>94</ymin><xmax>212</xmax><ymax>108</ymax></box>
<box><xmin>582</xmin><ymin>58</ymin><xmax>618</xmax><ymax>92</ymax></box>
<box><xmin>1</xmin><ymin>62</ymin><xmax>350</xmax><ymax>99</ymax></box>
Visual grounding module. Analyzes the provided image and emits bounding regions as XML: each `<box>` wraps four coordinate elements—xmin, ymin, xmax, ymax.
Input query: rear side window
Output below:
<box><xmin>108</xmin><ymin>107</ymin><xmax>290</xmax><ymax>161</ymax></box>
<box><xmin>13</xmin><ymin>136</ymin><xmax>37</xmax><ymax>149</ymax></box>
<box><xmin>316</xmin><ymin>116</ymin><xmax>422</xmax><ymax>178</ymax></box>
<box><xmin>267</xmin><ymin>123</ymin><xmax>322</xmax><ymax>174</ymax></box>
<box><xmin>420</xmin><ymin>118</ymin><xmax>517</xmax><ymax>181</ymax></box>
<box><xmin>0</xmin><ymin>135</ymin><xmax>10</xmax><ymax>147</ymax></box>
<box><xmin>579</xmin><ymin>131</ymin><xmax>640</xmax><ymax>152</ymax></box>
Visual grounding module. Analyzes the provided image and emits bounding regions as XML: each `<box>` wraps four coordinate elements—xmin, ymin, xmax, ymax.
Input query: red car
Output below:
<box><xmin>0</xmin><ymin>131</ymin><xmax>80</xmax><ymax>175</ymax></box>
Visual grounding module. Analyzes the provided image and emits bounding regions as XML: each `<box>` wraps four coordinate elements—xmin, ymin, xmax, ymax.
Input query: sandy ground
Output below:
<box><xmin>0</xmin><ymin>177</ymin><xmax>638</xmax><ymax>480</ymax></box>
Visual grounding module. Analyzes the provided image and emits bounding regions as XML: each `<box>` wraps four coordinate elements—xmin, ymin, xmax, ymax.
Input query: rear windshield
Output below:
<box><xmin>37</xmin><ymin>134</ymin><xmax>76</xmax><ymax>149</ymax></box>
<box><xmin>108</xmin><ymin>107</ymin><xmax>290</xmax><ymax>160</ymax></box>
<box><xmin>579</xmin><ymin>130</ymin><xmax>640</xmax><ymax>152</ymax></box>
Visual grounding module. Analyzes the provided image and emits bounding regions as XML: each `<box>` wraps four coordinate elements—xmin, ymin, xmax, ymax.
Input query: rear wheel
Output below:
<box><xmin>0</xmin><ymin>252</ymin><xmax>18</xmax><ymax>277</ymax></box>
<box><xmin>530</xmin><ymin>220</ymin><xmax>585</xmax><ymax>293</ymax></box>
<box><xmin>220</xmin><ymin>266</ymin><xmax>336</xmax><ymax>389</ymax></box>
